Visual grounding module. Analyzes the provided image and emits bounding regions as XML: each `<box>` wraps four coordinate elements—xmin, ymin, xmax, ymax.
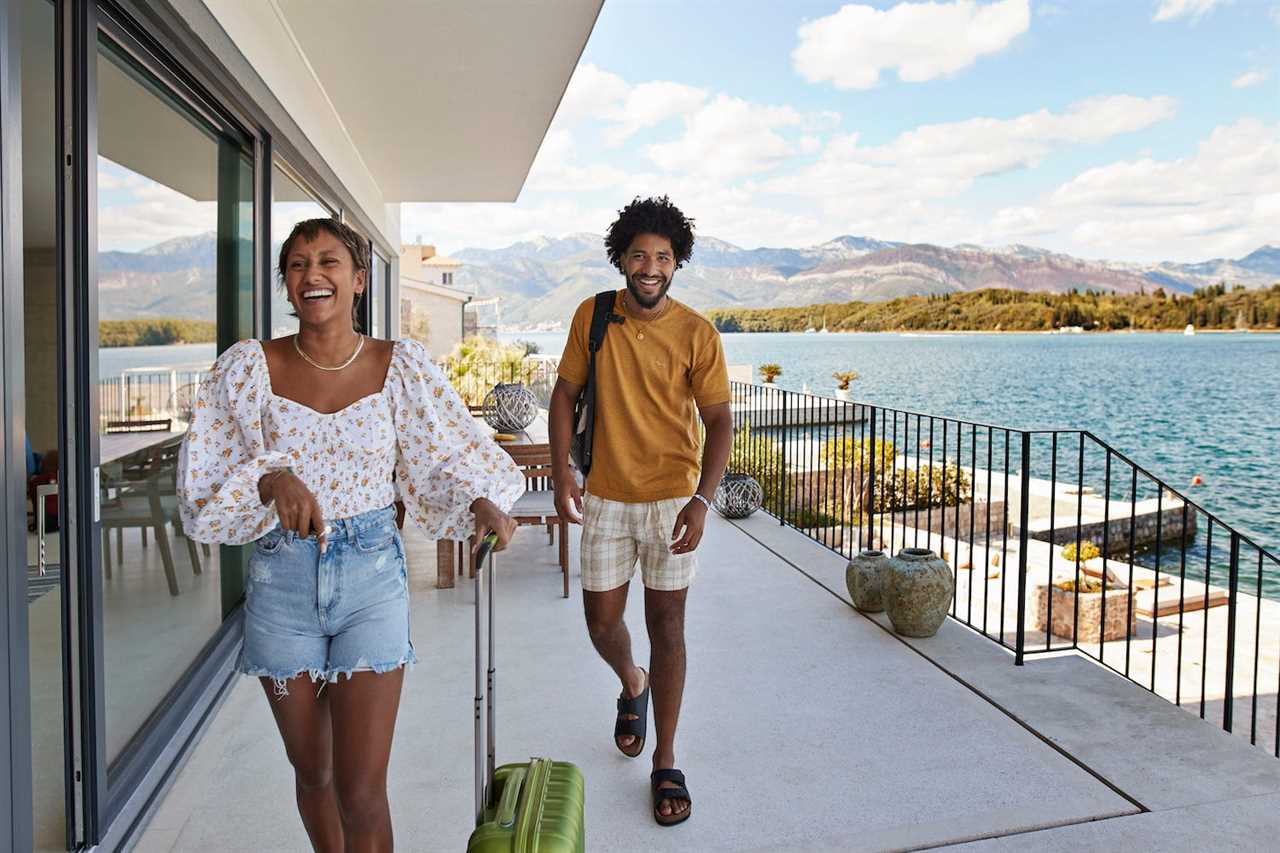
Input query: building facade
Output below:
<box><xmin>398</xmin><ymin>243</ymin><xmax>472</xmax><ymax>358</ymax></box>
<box><xmin>0</xmin><ymin>1</ymin><xmax>600</xmax><ymax>849</ymax></box>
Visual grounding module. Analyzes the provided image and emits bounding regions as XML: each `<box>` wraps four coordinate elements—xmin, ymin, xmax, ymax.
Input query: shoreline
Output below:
<box><xmin>503</xmin><ymin>327</ymin><xmax>1280</xmax><ymax>337</ymax></box>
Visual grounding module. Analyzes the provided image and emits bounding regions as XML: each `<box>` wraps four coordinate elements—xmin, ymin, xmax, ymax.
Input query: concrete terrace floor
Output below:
<box><xmin>132</xmin><ymin>513</ymin><xmax>1280</xmax><ymax>852</ymax></box>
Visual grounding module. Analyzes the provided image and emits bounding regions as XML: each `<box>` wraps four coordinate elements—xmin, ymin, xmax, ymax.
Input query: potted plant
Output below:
<box><xmin>832</xmin><ymin>370</ymin><xmax>859</xmax><ymax>401</ymax></box>
<box><xmin>759</xmin><ymin>363</ymin><xmax>782</xmax><ymax>384</ymax></box>
<box><xmin>1033</xmin><ymin>574</ymin><xmax>1134</xmax><ymax>643</ymax></box>
<box><xmin>1059</xmin><ymin>540</ymin><xmax>1100</xmax><ymax>564</ymax></box>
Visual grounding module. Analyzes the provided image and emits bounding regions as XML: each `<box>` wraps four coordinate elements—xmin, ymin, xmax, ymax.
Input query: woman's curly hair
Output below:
<box><xmin>604</xmin><ymin>196</ymin><xmax>696</xmax><ymax>272</ymax></box>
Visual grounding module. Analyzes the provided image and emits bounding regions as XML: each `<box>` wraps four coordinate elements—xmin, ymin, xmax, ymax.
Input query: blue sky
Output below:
<box><xmin>402</xmin><ymin>0</ymin><xmax>1279</xmax><ymax>263</ymax></box>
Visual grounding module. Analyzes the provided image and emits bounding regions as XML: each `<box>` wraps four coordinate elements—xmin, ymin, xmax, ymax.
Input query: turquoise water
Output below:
<box><xmin>505</xmin><ymin>329</ymin><xmax>1280</xmax><ymax>580</ymax></box>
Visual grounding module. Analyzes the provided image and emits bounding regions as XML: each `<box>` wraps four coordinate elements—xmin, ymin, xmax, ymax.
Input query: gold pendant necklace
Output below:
<box><xmin>623</xmin><ymin>293</ymin><xmax>669</xmax><ymax>341</ymax></box>
<box><xmin>293</xmin><ymin>333</ymin><xmax>365</xmax><ymax>371</ymax></box>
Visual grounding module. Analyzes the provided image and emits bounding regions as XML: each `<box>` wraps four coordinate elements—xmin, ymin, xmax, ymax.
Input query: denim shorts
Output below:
<box><xmin>239</xmin><ymin>505</ymin><xmax>416</xmax><ymax>694</ymax></box>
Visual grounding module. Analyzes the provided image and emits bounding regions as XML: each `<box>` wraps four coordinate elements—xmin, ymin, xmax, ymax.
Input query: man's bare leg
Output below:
<box><xmin>584</xmin><ymin>583</ymin><xmax>648</xmax><ymax>753</ymax></box>
<box><xmin>645</xmin><ymin>586</ymin><xmax>689</xmax><ymax>820</ymax></box>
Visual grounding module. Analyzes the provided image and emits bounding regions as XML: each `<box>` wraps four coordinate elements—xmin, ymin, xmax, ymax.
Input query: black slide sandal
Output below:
<box><xmin>650</xmin><ymin>768</ymin><xmax>692</xmax><ymax>826</ymax></box>
<box><xmin>614</xmin><ymin>670</ymin><xmax>648</xmax><ymax>758</ymax></box>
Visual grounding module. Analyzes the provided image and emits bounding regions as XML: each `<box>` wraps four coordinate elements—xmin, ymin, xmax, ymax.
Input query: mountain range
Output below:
<box><xmin>95</xmin><ymin>231</ymin><xmax>1279</xmax><ymax>328</ymax></box>
<box><xmin>454</xmin><ymin>235</ymin><xmax>1279</xmax><ymax>328</ymax></box>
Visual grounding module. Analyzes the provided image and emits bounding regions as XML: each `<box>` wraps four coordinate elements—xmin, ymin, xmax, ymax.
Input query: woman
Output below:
<box><xmin>178</xmin><ymin>218</ymin><xmax>522</xmax><ymax>852</ymax></box>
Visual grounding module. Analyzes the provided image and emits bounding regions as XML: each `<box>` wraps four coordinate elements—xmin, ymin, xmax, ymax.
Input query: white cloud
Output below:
<box><xmin>602</xmin><ymin>81</ymin><xmax>709</xmax><ymax>147</ymax></box>
<box><xmin>644</xmin><ymin>95</ymin><xmax>815</xmax><ymax>179</ymax></box>
<box><xmin>97</xmin><ymin>158</ymin><xmax>216</xmax><ymax>251</ymax></box>
<box><xmin>523</xmin><ymin>129</ymin><xmax>638</xmax><ymax>193</ymax></box>
<box><xmin>1232</xmin><ymin>70</ymin><xmax>1269</xmax><ymax>89</ymax></box>
<box><xmin>766</xmin><ymin>95</ymin><xmax>1178</xmax><ymax>202</ymax></box>
<box><xmin>998</xmin><ymin>118</ymin><xmax>1279</xmax><ymax>260</ymax></box>
<box><xmin>1153</xmin><ymin>0</ymin><xmax>1229</xmax><ymax>22</ymax></box>
<box><xmin>554</xmin><ymin>63</ymin><xmax>629</xmax><ymax>123</ymax></box>
<box><xmin>792</xmin><ymin>0</ymin><xmax>1030</xmax><ymax>90</ymax></box>
<box><xmin>400</xmin><ymin>198</ymin><xmax>617</xmax><ymax>255</ymax></box>
<box><xmin>553</xmin><ymin>63</ymin><xmax>708</xmax><ymax>146</ymax></box>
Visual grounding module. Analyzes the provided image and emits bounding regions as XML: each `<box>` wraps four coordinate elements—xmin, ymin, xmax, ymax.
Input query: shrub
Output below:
<box><xmin>442</xmin><ymin>336</ymin><xmax>535</xmax><ymax>405</ymax></box>
<box><xmin>1061</xmin><ymin>540</ymin><xmax>1101</xmax><ymax>563</ymax></box>
<box><xmin>870</xmin><ymin>463</ymin><xmax>972</xmax><ymax>513</ymax></box>
<box><xmin>725</xmin><ymin>420</ymin><xmax>786</xmax><ymax>511</ymax></box>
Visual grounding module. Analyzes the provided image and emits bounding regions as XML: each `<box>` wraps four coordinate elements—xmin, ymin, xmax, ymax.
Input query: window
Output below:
<box><xmin>443</xmin><ymin>271</ymin><xmax>453</xmax><ymax>286</ymax></box>
<box><xmin>94</xmin><ymin>31</ymin><xmax>253</xmax><ymax>765</ymax></box>
<box><xmin>370</xmin><ymin>251</ymin><xmax>389</xmax><ymax>338</ymax></box>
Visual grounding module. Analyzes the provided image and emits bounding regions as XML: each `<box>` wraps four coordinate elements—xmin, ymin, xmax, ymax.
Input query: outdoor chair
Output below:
<box><xmin>455</xmin><ymin>442</ymin><xmax>569</xmax><ymax>598</ymax></box>
<box><xmin>101</xmin><ymin>437</ymin><xmax>203</xmax><ymax>596</ymax></box>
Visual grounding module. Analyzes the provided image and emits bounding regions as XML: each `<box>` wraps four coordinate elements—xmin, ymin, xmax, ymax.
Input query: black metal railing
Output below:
<box><xmin>98</xmin><ymin>368</ymin><xmax>207</xmax><ymax>431</ymax></box>
<box><xmin>728</xmin><ymin>380</ymin><xmax>1280</xmax><ymax>757</ymax></box>
<box><xmin>437</xmin><ymin>356</ymin><xmax>560</xmax><ymax>409</ymax></box>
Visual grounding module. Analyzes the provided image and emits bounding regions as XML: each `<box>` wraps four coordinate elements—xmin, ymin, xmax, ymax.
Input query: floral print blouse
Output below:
<box><xmin>177</xmin><ymin>338</ymin><xmax>524</xmax><ymax>545</ymax></box>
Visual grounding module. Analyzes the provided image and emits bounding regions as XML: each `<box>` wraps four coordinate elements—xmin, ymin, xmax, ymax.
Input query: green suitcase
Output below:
<box><xmin>466</xmin><ymin>535</ymin><xmax>586</xmax><ymax>852</ymax></box>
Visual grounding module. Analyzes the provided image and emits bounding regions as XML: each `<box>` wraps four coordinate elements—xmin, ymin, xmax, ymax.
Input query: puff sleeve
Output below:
<box><xmin>387</xmin><ymin>340</ymin><xmax>524</xmax><ymax>540</ymax></box>
<box><xmin>177</xmin><ymin>341</ymin><xmax>293</xmax><ymax>544</ymax></box>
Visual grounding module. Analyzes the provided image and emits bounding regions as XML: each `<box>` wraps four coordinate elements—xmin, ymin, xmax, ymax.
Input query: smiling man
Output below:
<box><xmin>550</xmin><ymin>196</ymin><xmax>733</xmax><ymax>827</ymax></box>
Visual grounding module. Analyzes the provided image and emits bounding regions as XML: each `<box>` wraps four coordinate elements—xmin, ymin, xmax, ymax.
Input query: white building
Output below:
<box><xmin>399</xmin><ymin>243</ymin><xmax>472</xmax><ymax>358</ymax></box>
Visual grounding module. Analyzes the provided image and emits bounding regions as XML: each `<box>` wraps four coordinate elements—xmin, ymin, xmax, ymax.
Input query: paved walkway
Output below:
<box><xmin>134</xmin><ymin>513</ymin><xmax>1140</xmax><ymax>852</ymax></box>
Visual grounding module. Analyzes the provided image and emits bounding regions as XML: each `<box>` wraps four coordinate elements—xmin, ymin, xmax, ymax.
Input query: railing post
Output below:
<box><xmin>1224</xmin><ymin>532</ymin><xmax>1240</xmax><ymax>732</ymax></box>
<box><xmin>778</xmin><ymin>388</ymin><xmax>787</xmax><ymax>523</ymax></box>
<box><xmin>1015</xmin><ymin>431</ymin><xmax>1031</xmax><ymax>666</ymax></box>
<box><xmin>866</xmin><ymin>406</ymin><xmax>876</xmax><ymax>549</ymax></box>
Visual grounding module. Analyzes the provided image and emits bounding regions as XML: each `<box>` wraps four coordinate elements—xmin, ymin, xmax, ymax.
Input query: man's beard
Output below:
<box><xmin>625</xmin><ymin>272</ymin><xmax>672</xmax><ymax>310</ymax></box>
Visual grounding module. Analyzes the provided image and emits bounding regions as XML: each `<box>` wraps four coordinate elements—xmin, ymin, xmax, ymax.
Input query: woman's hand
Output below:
<box><xmin>260</xmin><ymin>471</ymin><xmax>326</xmax><ymax>542</ymax></box>
<box><xmin>471</xmin><ymin>498</ymin><xmax>517</xmax><ymax>554</ymax></box>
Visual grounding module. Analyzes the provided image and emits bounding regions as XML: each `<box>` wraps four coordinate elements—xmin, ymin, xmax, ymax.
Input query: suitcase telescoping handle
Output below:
<box><xmin>473</xmin><ymin>533</ymin><xmax>499</xmax><ymax>826</ymax></box>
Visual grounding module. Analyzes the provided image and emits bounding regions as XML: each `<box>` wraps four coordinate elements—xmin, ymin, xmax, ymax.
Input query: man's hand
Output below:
<box><xmin>471</xmin><ymin>498</ymin><xmax>517</xmax><ymax>554</ymax></box>
<box><xmin>261</xmin><ymin>471</ymin><xmax>327</xmax><ymax>547</ymax></box>
<box><xmin>669</xmin><ymin>497</ymin><xmax>709</xmax><ymax>555</ymax></box>
<box><xmin>553</xmin><ymin>469</ymin><xmax>584</xmax><ymax>524</ymax></box>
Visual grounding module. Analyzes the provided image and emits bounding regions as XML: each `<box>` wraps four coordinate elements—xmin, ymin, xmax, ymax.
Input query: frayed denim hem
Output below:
<box><xmin>239</xmin><ymin>651</ymin><xmax>417</xmax><ymax>698</ymax></box>
<box><xmin>322</xmin><ymin>650</ymin><xmax>418</xmax><ymax>685</ymax></box>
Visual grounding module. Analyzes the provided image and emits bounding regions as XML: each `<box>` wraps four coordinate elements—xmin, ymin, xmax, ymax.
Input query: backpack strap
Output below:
<box><xmin>587</xmin><ymin>290</ymin><xmax>616</xmax><ymax>353</ymax></box>
<box><xmin>572</xmin><ymin>291</ymin><xmax>618</xmax><ymax>477</ymax></box>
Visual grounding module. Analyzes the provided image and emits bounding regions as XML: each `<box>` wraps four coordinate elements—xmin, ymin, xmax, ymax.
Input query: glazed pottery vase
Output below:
<box><xmin>846</xmin><ymin>549</ymin><xmax>890</xmax><ymax>612</ymax></box>
<box><xmin>884</xmin><ymin>548</ymin><xmax>954</xmax><ymax>637</ymax></box>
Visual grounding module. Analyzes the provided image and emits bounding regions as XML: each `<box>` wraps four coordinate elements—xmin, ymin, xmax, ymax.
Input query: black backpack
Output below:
<box><xmin>569</xmin><ymin>291</ymin><xmax>619</xmax><ymax>477</ymax></box>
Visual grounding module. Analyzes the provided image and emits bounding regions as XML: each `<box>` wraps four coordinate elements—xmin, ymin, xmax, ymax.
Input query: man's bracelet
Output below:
<box><xmin>691</xmin><ymin>493</ymin><xmax>713</xmax><ymax>511</ymax></box>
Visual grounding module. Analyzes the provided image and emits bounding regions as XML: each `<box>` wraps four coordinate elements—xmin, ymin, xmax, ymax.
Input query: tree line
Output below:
<box><xmin>99</xmin><ymin>319</ymin><xmax>217</xmax><ymax>347</ymax></box>
<box><xmin>707</xmin><ymin>283</ymin><xmax>1280</xmax><ymax>333</ymax></box>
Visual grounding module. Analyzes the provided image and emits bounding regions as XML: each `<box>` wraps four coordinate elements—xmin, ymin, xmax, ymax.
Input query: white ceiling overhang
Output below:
<box><xmin>205</xmin><ymin>0</ymin><xmax>602</xmax><ymax>204</ymax></box>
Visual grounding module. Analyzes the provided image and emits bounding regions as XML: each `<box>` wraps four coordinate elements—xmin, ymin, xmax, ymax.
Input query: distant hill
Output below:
<box><xmin>453</xmin><ymin>235</ymin><xmax>1278</xmax><ymax>327</ymax></box>
<box><xmin>91</xmin><ymin>230</ymin><xmax>1278</xmax><ymax>329</ymax></box>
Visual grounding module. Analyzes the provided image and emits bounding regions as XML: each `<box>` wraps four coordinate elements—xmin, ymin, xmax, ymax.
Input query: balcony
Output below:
<box><xmin>134</xmin><ymin>505</ymin><xmax>1280</xmax><ymax>851</ymax></box>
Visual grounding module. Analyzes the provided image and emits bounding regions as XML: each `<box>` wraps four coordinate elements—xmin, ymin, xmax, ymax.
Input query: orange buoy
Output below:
<box><xmin>921</xmin><ymin>440</ymin><xmax>932</xmax><ymax>449</ymax></box>
<box><xmin>1190</xmin><ymin>475</ymin><xmax>1203</xmax><ymax>486</ymax></box>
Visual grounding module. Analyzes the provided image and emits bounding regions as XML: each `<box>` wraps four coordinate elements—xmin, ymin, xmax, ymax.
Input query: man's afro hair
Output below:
<box><xmin>604</xmin><ymin>196</ymin><xmax>695</xmax><ymax>272</ymax></box>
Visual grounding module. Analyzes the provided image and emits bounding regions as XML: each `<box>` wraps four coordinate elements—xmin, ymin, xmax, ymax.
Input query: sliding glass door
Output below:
<box><xmin>91</xmin><ymin>26</ymin><xmax>253</xmax><ymax>776</ymax></box>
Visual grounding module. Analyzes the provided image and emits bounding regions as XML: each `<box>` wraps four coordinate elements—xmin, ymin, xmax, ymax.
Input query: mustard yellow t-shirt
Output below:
<box><xmin>558</xmin><ymin>291</ymin><xmax>730</xmax><ymax>503</ymax></box>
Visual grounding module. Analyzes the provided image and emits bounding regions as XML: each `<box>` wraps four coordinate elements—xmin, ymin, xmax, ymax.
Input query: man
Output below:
<box><xmin>550</xmin><ymin>196</ymin><xmax>732</xmax><ymax>827</ymax></box>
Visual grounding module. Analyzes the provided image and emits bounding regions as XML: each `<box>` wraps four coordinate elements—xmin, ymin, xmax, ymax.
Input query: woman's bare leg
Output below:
<box><xmin>260</xmin><ymin>676</ymin><xmax>344</xmax><ymax>852</ymax></box>
<box><xmin>328</xmin><ymin>669</ymin><xmax>406</xmax><ymax>853</ymax></box>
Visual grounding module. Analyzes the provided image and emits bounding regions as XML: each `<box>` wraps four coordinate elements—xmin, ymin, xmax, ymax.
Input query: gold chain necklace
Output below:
<box><xmin>293</xmin><ymin>333</ymin><xmax>365</xmax><ymax>371</ymax></box>
<box><xmin>623</xmin><ymin>292</ymin><xmax>670</xmax><ymax>341</ymax></box>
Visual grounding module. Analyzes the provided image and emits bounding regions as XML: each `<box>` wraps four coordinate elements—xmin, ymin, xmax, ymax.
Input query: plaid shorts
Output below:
<box><xmin>580</xmin><ymin>493</ymin><xmax>697</xmax><ymax>592</ymax></box>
